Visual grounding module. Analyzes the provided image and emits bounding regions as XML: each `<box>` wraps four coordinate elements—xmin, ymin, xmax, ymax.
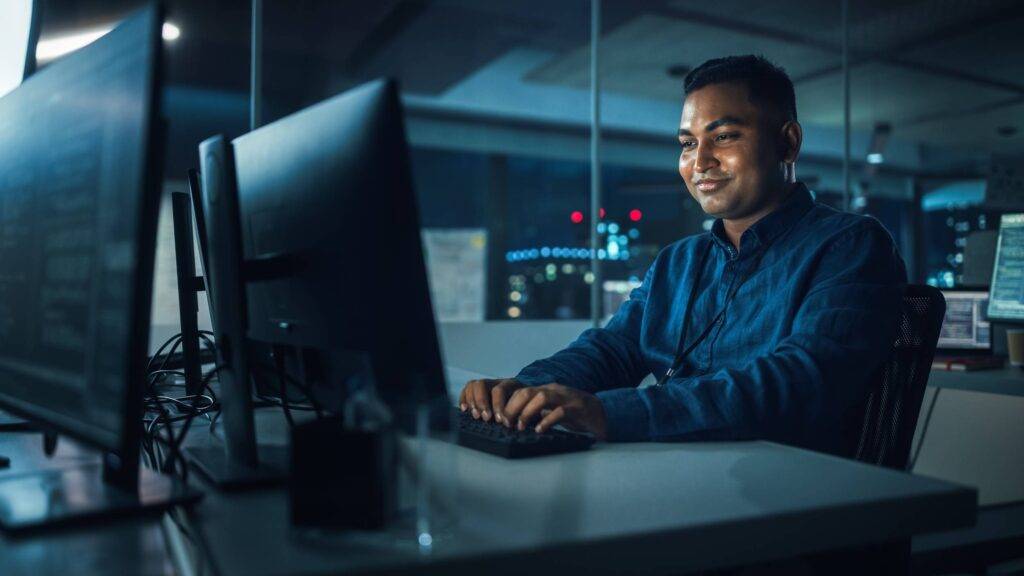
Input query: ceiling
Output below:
<box><xmin>32</xmin><ymin>0</ymin><xmax>1024</xmax><ymax>172</ymax></box>
<box><xmin>527</xmin><ymin>0</ymin><xmax>1024</xmax><ymax>155</ymax></box>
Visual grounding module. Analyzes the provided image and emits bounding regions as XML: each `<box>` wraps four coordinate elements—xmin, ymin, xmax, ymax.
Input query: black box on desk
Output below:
<box><xmin>289</xmin><ymin>418</ymin><xmax>398</xmax><ymax>529</ymax></box>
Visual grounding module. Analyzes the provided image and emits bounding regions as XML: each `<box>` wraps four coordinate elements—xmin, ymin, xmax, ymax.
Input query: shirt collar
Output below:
<box><xmin>709</xmin><ymin>182</ymin><xmax>814</xmax><ymax>255</ymax></box>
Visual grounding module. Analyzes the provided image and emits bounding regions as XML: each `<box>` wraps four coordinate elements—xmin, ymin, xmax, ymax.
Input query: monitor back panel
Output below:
<box><xmin>231</xmin><ymin>79</ymin><xmax>448</xmax><ymax>428</ymax></box>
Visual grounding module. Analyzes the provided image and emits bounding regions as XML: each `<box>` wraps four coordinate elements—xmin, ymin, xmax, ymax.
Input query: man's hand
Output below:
<box><xmin>503</xmin><ymin>383</ymin><xmax>607</xmax><ymax>440</ymax></box>
<box><xmin>458</xmin><ymin>378</ymin><xmax>525</xmax><ymax>424</ymax></box>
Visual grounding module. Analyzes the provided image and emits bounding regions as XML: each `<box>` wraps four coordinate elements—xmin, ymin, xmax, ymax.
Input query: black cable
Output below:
<box><xmin>273</xmin><ymin>351</ymin><xmax>295</xmax><ymax>428</ymax></box>
<box><xmin>194</xmin><ymin>364</ymin><xmax>220</xmax><ymax>404</ymax></box>
<box><xmin>909</xmin><ymin>388</ymin><xmax>941</xmax><ymax>470</ymax></box>
<box><xmin>147</xmin><ymin>339</ymin><xmax>184</xmax><ymax>397</ymax></box>
<box><xmin>149</xmin><ymin>369</ymin><xmax>187</xmax><ymax>381</ymax></box>
<box><xmin>199</xmin><ymin>332</ymin><xmax>217</xmax><ymax>355</ymax></box>
<box><xmin>156</xmin><ymin>339</ymin><xmax>183</xmax><ymax>373</ymax></box>
<box><xmin>146</xmin><ymin>333</ymin><xmax>183</xmax><ymax>375</ymax></box>
<box><xmin>141</xmin><ymin>364</ymin><xmax>224</xmax><ymax>481</ymax></box>
<box><xmin>146</xmin><ymin>405</ymin><xmax>211</xmax><ymax>481</ymax></box>
<box><xmin>251</xmin><ymin>361</ymin><xmax>325</xmax><ymax>418</ymax></box>
<box><xmin>253</xmin><ymin>396</ymin><xmax>319</xmax><ymax>411</ymax></box>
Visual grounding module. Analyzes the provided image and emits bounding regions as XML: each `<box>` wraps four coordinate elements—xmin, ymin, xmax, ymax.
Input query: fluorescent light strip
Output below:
<box><xmin>36</xmin><ymin>22</ymin><xmax>180</xmax><ymax>62</ymax></box>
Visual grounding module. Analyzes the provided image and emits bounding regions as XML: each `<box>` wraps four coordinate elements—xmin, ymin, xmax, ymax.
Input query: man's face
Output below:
<box><xmin>678</xmin><ymin>82</ymin><xmax>785</xmax><ymax>220</ymax></box>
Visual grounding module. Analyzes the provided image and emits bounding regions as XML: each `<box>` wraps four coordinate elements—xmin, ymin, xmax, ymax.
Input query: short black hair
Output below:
<box><xmin>683</xmin><ymin>55</ymin><xmax>797</xmax><ymax>124</ymax></box>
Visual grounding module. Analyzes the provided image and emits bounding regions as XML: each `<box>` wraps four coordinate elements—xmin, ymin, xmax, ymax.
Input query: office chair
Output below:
<box><xmin>802</xmin><ymin>286</ymin><xmax>947</xmax><ymax>576</ymax></box>
<box><xmin>853</xmin><ymin>284</ymin><xmax>946</xmax><ymax>471</ymax></box>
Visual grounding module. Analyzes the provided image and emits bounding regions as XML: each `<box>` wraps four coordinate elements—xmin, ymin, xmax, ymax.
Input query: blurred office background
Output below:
<box><xmin>21</xmin><ymin>0</ymin><xmax>1024</xmax><ymax>507</ymax></box>
<box><xmin>30</xmin><ymin>0</ymin><xmax>1024</xmax><ymax>327</ymax></box>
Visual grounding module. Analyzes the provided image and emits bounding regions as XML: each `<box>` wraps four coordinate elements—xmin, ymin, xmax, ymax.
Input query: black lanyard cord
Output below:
<box><xmin>655</xmin><ymin>238</ymin><xmax>772</xmax><ymax>386</ymax></box>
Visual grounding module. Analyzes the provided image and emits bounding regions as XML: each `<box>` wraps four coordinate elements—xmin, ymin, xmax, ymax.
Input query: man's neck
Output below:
<box><xmin>721</xmin><ymin>184</ymin><xmax>795</xmax><ymax>250</ymax></box>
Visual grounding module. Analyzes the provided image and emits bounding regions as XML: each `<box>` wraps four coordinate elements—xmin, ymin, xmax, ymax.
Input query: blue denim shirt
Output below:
<box><xmin>516</xmin><ymin>184</ymin><xmax>907</xmax><ymax>455</ymax></box>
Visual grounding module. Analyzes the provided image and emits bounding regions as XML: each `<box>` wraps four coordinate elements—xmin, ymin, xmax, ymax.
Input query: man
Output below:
<box><xmin>459</xmin><ymin>55</ymin><xmax>906</xmax><ymax>456</ymax></box>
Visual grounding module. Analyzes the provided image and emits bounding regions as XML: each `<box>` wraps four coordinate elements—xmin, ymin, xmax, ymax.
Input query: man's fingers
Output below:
<box><xmin>471</xmin><ymin>381</ymin><xmax>492</xmax><ymax>421</ymax></box>
<box><xmin>494</xmin><ymin>380</ymin><xmax>525</xmax><ymax>424</ymax></box>
<box><xmin>516</xmin><ymin>391</ymin><xmax>549</xmax><ymax>430</ymax></box>
<box><xmin>491</xmin><ymin>383</ymin><xmax>512</xmax><ymax>424</ymax></box>
<box><xmin>503</xmin><ymin>387</ymin><xmax>535</xmax><ymax>425</ymax></box>
<box><xmin>535</xmin><ymin>406</ymin><xmax>566</xmax><ymax>433</ymax></box>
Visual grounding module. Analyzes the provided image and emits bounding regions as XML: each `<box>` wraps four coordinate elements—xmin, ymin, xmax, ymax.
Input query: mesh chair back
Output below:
<box><xmin>853</xmin><ymin>285</ymin><xmax>945</xmax><ymax>470</ymax></box>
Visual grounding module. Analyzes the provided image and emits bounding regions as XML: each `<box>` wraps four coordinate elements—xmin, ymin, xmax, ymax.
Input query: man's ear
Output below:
<box><xmin>780</xmin><ymin>121</ymin><xmax>802</xmax><ymax>164</ymax></box>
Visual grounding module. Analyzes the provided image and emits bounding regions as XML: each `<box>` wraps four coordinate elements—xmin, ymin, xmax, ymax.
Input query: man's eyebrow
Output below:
<box><xmin>678</xmin><ymin>116</ymin><xmax>747</xmax><ymax>137</ymax></box>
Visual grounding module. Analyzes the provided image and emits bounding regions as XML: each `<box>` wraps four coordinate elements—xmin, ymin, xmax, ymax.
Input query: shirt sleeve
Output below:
<box><xmin>514</xmin><ymin>262</ymin><xmax>656</xmax><ymax>392</ymax></box>
<box><xmin>595</xmin><ymin>221</ymin><xmax>907</xmax><ymax>446</ymax></box>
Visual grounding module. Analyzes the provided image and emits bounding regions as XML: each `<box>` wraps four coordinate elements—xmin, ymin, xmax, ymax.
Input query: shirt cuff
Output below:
<box><xmin>596</xmin><ymin>387</ymin><xmax>651</xmax><ymax>442</ymax></box>
<box><xmin>513</xmin><ymin>367</ymin><xmax>555</xmax><ymax>387</ymax></box>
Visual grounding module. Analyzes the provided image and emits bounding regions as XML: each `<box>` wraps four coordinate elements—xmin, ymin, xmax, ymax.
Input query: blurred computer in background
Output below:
<box><xmin>987</xmin><ymin>214</ymin><xmax>1024</xmax><ymax>358</ymax></box>
<box><xmin>962</xmin><ymin>230</ymin><xmax>998</xmax><ymax>288</ymax></box>
<box><xmin>933</xmin><ymin>290</ymin><xmax>1000</xmax><ymax>371</ymax></box>
<box><xmin>988</xmin><ymin>214</ymin><xmax>1024</xmax><ymax>323</ymax></box>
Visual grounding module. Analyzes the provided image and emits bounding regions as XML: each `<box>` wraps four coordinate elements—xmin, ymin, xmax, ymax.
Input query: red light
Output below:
<box><xmin>599</xmin><ymin>208</ymin><xmax>606</xmax><ymax>218</ymax></box>
<box><xmin>629</xmin><ymin>209</ymin><xmax>643</xmax><ymax>222</ymax></box>
<box><xmin>570</xmin><ymin>211</ymin><xmax>584</xmax><ymax>224</ymax></box>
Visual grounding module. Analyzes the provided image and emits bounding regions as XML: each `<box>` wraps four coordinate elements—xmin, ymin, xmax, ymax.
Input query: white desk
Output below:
<box><xmin>928</xmin><ymin>366</ymin><xmax>1024</xmax><ymax>398</ymax></box>
<box><xmin>182</xmin><ymin>415</ymin><xmax>976</xmax><ymax>576</ymax></box>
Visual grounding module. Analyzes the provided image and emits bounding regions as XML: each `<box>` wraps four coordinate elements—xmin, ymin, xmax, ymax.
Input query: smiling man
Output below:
<box><xmin>459</xmin><ymin>55</ymin><xmax>907</xmax><ymax>456</ymax></box>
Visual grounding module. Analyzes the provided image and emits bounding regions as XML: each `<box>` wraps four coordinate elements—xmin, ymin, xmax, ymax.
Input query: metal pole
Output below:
<box><xmin>250</xmin><ymin>0</ymin><xmax>263</xmax><ymax>131</ymax></box>
<box><xmin>589</xmin><ymin>0</ymin><xmax>602</xmax><ymax>327</ymax></box>
<box><xmin>842</xmin><ymin>0</ymin><xmax>850</xmax><ymax>211</ymax></box>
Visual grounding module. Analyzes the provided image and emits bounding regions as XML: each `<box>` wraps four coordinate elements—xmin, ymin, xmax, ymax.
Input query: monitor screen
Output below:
<box><xmin>0</xmin><ymin>1</ymin><xmax>36</xmax><ymax>99</ymax></box>
<box><xmin>0</xmin><ymin>9</ymin><xmax>160</xmax><ymax>451</ymax></box>
<box><xmin>937</xmin><ymin>290</ymin><xmax>991</xmax><ymax>350</ymax></box>
<box><xmin>988</xmin><ymin>214</ymin><xmax>1024</xmax><ymax>321</ymax></box>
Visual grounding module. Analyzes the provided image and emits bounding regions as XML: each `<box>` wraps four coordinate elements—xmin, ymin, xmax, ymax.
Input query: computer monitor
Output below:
<box><xmin>171</xmin><ymin>191</ymin><xmax>204</xmax><ymax>395</ymax></box>
<box><xmin>190</xmin><ymin>135</ymin><xmax>275</xmax><ymax>487</ymax></box>
<box><xmin>234</xmin><ymin>78</ymin><xmax>448</xmax><ymax>426</ymax></box>
<box><xmin>988</xmin><ymin>213</ymin><xmax>1024</xmax><ymax>322</ymax></box>
<box><xmin>937</xmin><ymin>290</ymin><xmax>991</xmax><ymax>353</ymax></box>
<box><xmin>0</xmin><ymin>0</ymin><xmax>39</xmax><ymax>98</ymax></box>
<box><xmin>188</xmin><ymin>79</ymin><xmax>450</xmax><ymax>488</ymax></box>
<box><xmin>0</xmin><ymin>5</ymin><xmax>198</xmax><ymax>532</ymax></box>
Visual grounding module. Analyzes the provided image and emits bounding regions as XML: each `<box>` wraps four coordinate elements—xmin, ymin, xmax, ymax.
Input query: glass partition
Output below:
<box><xmin>847</xmin><ymin>1</ymin><xmax>1024</xmax><ymax>286</ymax></box>
<box><xmin>260</xmin><ymin>0</ymin><xmax>593</xmax><ymax>321</ymax></box>
<box><xmin>36</xmin><ymin>0</ymin><xmax>1024</xmax><ymax>325</ymax></box>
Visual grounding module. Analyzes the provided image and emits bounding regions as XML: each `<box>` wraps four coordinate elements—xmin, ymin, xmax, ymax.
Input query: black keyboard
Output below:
<box><xmin>455</xmin><ymin>410</ymin><xmax>595</xmax><ymax>459</ymax></box>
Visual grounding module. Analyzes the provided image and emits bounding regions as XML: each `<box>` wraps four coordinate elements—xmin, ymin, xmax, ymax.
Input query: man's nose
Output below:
<box><xmin>692</xmin><ymin>141</ymin><xmax>718</xmax><ymax>174</ymax></box>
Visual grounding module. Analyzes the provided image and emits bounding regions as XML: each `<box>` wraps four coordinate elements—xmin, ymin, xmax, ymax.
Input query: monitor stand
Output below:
<box><xmin>185</xmin><ymin>445</ymin><xmax>288</xmax><ymax>490</ymax></box>
<box><xmin>0</xmin><ymin>461</ymin><xmax>201</xmax><ymax>534</ymax></box>
<box><xmin>171</xmin><ymin>191</ymin><xmax>207</xmax><ymax>398</ymax></box>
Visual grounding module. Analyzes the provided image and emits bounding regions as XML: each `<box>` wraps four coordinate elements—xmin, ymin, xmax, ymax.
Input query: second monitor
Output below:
<box><xmin>191</xmin><ymin>79</ymin><xmax>450</xmax><ymax>486</ymax></box>
<box><xmin>233</xmin><ymin>78</ymin><xmax>449</xmax><ymax>430</ymax></box>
